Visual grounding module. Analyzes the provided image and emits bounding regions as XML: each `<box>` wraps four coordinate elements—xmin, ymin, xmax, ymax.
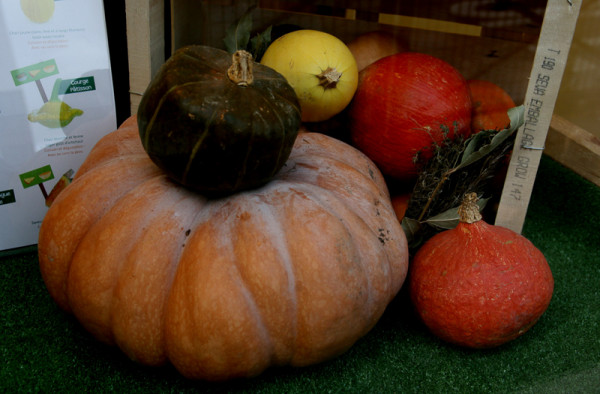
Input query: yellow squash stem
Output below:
<box><xmin>317</xmin><ymin>67</ymin><xmax>342</xmax><ymax>89</ymax></box>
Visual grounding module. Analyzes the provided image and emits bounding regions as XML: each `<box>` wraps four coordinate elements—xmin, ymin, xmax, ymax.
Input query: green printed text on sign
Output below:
<box><xmin>11</xmin><ymin>59</ymin><xmax>59</xmax><ymax>86</ymax></box>
<box><xmin>0</xmin><ymin>190</ymin><xmax>16</xmax><ymax>205</ymax></box>
<box><xmin>19</xmin><ymin>165</ymin><xmax>54</xmax><ymax>189</ymax></box>
<box><xmin>59</xmin><ymin>77</ymin><xmax>96</xmax><ymax>94</ymax></box>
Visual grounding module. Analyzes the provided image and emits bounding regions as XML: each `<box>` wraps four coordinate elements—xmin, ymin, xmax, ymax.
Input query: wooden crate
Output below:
<box><xmin>125</xmin><ymin>0</ymin><xmax>587</xmax><ymax>233</ymax></box>
<box><xmin>126</xmin><ymin>0</ymin><xmax>546</xmax><ymax>114</ymax></box>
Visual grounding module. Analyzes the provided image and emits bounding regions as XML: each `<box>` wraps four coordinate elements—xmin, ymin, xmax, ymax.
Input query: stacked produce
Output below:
<box><xmin>37</xmin><ymin>40</ymin><xmax>409</xmax><ymax>381</ymax></box>
<box><xmin>37</xmin><ymin>18</ymin><xmax>553</xmax><ymax>382</ymax></box>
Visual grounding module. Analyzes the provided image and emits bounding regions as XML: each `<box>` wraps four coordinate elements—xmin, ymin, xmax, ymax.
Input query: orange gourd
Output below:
<box><xmin>350</xmin><ymin>52</ymin><xmax>473</xmax><ymax>184</ymax></box>
<box><xmin>468</xmin><ymin>79</ymin><xmax>516</xmax><ymax>132</ymax></box>
<box><xmin>391</xmin><ymin>193</ymin><xmax>411</xmax><ymax>222</ymax></box>
<box><xmin>409</xmin><ymin>193</ymin><xmax>553</xmax><ymax>348</ymax></box>
<box><xmin>467</xmin><ymin>80</ymin><xmax>516</xmax><ymax>194</ymax></box>
<box><xmin>38</xmin><ymin>116</ymin><xmax>409</xmax><ymax>381</ymax></box>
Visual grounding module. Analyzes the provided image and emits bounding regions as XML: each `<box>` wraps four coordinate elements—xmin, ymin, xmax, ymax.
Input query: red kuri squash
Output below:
<box><xmin>409</xmin><ymin>193</ymin><xmax>554</xmax><ymax>348</ymax></box>
<box><xmin>38</xmin><ymin>116</ymin><xmax>409</xmax><ymax>380</ymax></box>
<box><xmin>349</xmin><ymin>52</ymin><xmax>472</xmax><ymax>184</ymax></box>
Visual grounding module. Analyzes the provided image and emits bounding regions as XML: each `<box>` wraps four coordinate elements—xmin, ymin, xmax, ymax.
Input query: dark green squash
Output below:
<box><xmin>137</xmin><ymin>45</ymin><xmax>301</xmax><ymax>195</ymax></box>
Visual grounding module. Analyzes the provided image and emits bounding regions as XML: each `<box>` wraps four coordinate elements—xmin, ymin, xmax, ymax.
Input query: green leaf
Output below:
<box><xmin>457</xmin><ymin>105</ymin><xmax>525</xmax><ymax>170</ymax></box>
<box><xmin>461</xmin><ymin>129</ymin><xmax>494</xmax><ymax>164</ymax></box>
<box><xmin>423</xmin><ymin>197</ymin><xmax>489</xmax><ymax>230</ymax></box>
<box><xmin>223</xmin><ymin>6</ymin><xmax>255</xmax><ymax>54</ymax></box>
<box><xmin>401</xmin><ymin>217</ymin><xmax>421</xmax><ymax>246</ymax></box>
<box><xmin>250</xmin><ymin>25</ymin><xmax>272</xmax><ymax>61</ymax></box>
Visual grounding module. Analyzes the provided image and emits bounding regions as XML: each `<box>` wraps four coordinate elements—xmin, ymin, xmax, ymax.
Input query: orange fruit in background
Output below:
<box><xmin>467</xmin><ymin>80</ymin><xmax>516</xmax><ymax>196</ymax></box>
<box><xmin>468</xmin><ymin>79</ymin><xmax>516</xmax><ymax>132</ymax></box>
<box><xmin>391</xmin><ymin>193</ymin><xmax>411</xmax><ymax>221</ymax></box>
<box><xmin>347</xmin><ymin>30</ymin><xmax>408</xmax><ymax>72</ymax></box>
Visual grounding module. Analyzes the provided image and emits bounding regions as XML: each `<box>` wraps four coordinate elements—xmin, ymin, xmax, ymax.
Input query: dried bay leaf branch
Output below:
<box><xmin>459</xmin><ymin>106</ymin><xmax>525</xmax><ymax>169</ymax></box>
<box><xmin>424</xmin><ymin>197</ymin><xmax>489</xmax><ymax>230</ymax></box>
<box><xmin>402</xmin><ymin>105</ymin><xmax>525</xmax><ymax>253</ymax></box>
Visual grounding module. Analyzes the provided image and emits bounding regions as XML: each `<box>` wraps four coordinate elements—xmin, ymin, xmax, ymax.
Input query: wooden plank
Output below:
<box><xmin>545</xmin><ymin>114</ymin><xmax>600</xmax><ymax>187</ymax></box>
<box><xmin>171</xmin><ymin>1</ymin><xmax>536</xmax><ymax>104</ymax></box>
<box><xmin>495</xmin><ymin>0</ymin><xmax>582</xmax><ymax>234</ymax></box>
<box><xmin>125</xmin><ymin>0</ymin><xmax>165</xmax><ymax>116</ymax></box>
<box><xmin>377</xmin><ymin>13</ymin><xmax>482</xmax><ymax>36</ymax></box>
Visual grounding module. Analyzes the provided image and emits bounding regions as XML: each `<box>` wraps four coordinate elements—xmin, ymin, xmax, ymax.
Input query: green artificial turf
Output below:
<box><xmin>2</xmin><ymin>154</ymin><xmax>599</xmax><ymax>393</ymax></box>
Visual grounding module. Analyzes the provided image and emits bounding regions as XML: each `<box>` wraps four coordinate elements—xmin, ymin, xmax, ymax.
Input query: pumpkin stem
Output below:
<box><xmin>228</xmin><ymin>50</ymin><xmax>254</xmax><ymax>86</ymax></box>
<box><xmin>317</xmin><ymin>67</ymin><xmax>342</xmax><ymax>89</ymax></box>
<box><xmin>457</xmin><ymin>192</ymin><xmax>482</xmax><ymax>224</ymax></box>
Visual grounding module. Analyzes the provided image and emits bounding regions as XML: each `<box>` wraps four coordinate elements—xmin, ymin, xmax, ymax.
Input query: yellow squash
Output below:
<box><xmin>261</xmin><ymin>30</ymin><xmax>358</xmax><ymax>122</ymax></box>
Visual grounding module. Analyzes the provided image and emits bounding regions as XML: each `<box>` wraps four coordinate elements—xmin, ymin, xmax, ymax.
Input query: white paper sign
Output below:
<box><xmin>1</xmin><ymin>0</ymin><xmax>117</xmax><ymax>251</ymax></box>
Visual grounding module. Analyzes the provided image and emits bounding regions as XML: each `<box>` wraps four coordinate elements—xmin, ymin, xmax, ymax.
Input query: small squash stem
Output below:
<box><xmin>457</xmin><ymin>192</ymin><xmax>482</xmax><ymax>223</ymax></box>
<box><xmin>228</xmin><ymin>50</ymin><xmax>254</xmax><ymax>86</ymax></box>
<box><xmin>317</xmin><ymin>67</ymin><xmax>342</xmax><ymax>89</ymax></box>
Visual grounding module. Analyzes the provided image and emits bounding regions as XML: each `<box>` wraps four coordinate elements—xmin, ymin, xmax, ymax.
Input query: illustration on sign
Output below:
<box><xmin>18</xmin><ymin>165</ymin><xmax>74</xmax><ymax>207</ymax></box>
<box><xmin>10</xmin><ymin>59</ymin><xmax>89</xmax><ymax>129</ymax></box>
<box><xmin>19</xmin><ymin>164</ymin><xmax>54</xmax><ymax>199</ymax></box>
<box><xmin>20</xmin><ymin>0</ymin><xmax>56</xmax><ymax>24</ymax></box>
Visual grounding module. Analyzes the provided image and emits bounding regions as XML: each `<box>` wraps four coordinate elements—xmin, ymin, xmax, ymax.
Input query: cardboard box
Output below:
<box><xmin>124</xmin><ymin>0</ymin><xmax>585</xmax><ymax>233</ymax></box>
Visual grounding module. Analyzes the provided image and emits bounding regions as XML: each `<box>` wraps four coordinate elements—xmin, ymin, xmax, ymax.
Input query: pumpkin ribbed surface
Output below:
<box><xmin>38</xmin><ymin>116</ymin><xmax>409</xmax><ymax>381</ymax></box>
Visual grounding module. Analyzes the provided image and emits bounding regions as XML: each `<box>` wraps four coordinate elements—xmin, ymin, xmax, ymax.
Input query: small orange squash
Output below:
<box><xmin>391</xmin><ymin>193</ymin><xmax>411</xmax><ymax>222</ymax></box>
<box><xmin>468</xmin><ymin>79</ymin><xmax>516</xmax><ymax>132</ymax></box>
<box><xmin>349</xmin><ymin>52</ymin><xmax>473</xmax><ymax>184</ymax></box>
<box><xmin>409</xmin><ymin>193</ymin><xmax>553</xmax><ymax>348</ymax></box>
<box><xmin>38</xmin><ymin>116</ymin><xmax>409</xmax><ymax>381</ymax></box>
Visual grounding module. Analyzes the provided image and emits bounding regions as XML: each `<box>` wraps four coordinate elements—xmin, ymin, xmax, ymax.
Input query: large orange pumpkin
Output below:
<box><xmin>38</xmin><ymin>116</ymin><xmax>409</xmax><ymax>381</ymax></box>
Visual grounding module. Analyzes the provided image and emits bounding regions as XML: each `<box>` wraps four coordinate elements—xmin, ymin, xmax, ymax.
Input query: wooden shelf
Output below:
<box><xmin>546</xmin><ymin>114</ymin><xmax>600</xmax><ymax>187</ymax></box>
